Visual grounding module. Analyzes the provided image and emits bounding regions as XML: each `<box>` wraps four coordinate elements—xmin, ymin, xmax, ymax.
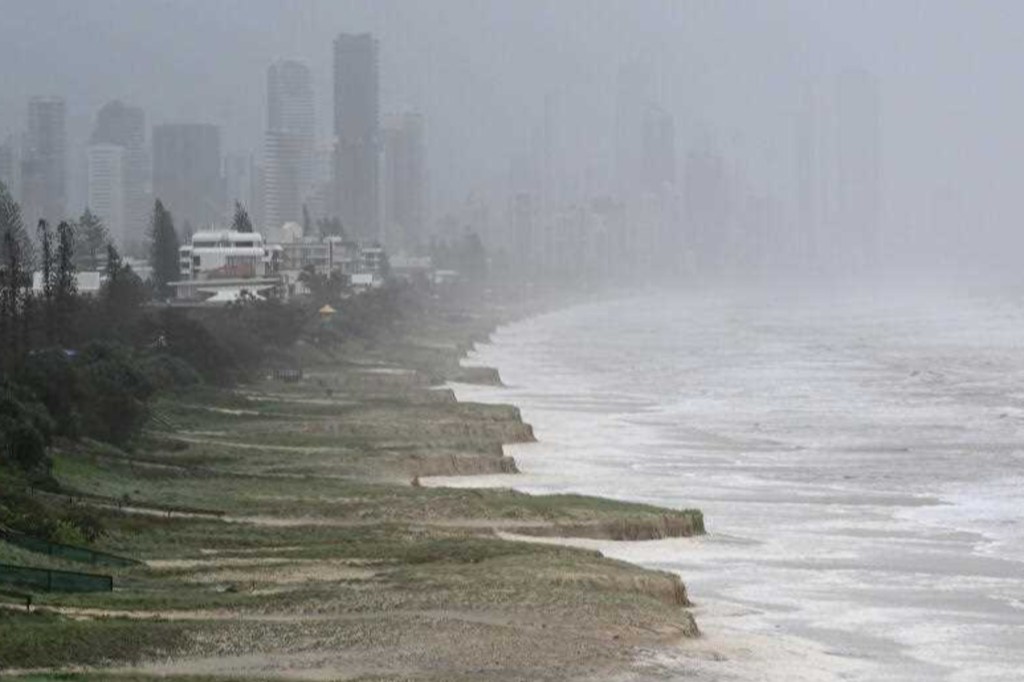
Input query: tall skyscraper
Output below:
<box><xmin>267</xmin><ymin>60</ymin><xmax>315</xmax><ymax>138</ymax></box>
<box><xmin>333</xmin><ymin>33</ymin><xmax>379</xmax><ymax>242</ymax></box>
<box><xmin>640</xmin><ymin>104</ymin><xmax>676</xmax><ymax>192</ymax></box>
<box><xmin>152</xmin><ymin>123</ymin><xmax>224</xmax><ymax>234</ymax></box>
<box><xmin>684</xmin><ymin>144</ymin><xmax>732</xmax><ymax>272</ymax></box>
<box><xmin>836</xmin><ymin>70</ymin><xmax>881</xmax><ymax>270</ymax></box>
<box><xmin>21</xmin><ymin>97</ymin><xmax>67</xmax><ymax>226</ymax></box>
<box><xmin>797</xmin><ymin>70</ymin><xmax>881</xmax><ymax>273</ymax></box>
<box><xmin>263</xmin><ymin>60</ymin><xmax>315</xmax><ymax>235</ymax></box>
<box><xmin>0</xmin><ymin>137</ymin><xmax>15</xmax><ymax>194</ymax></box>
<box><xmin>225</xmin><ymin>151</ymin><xmax>262</xmax><ymax>230</ymax></box>
<box><xmin>86</xmin><ymin>144</ymin><xmax>126</xmax><ymax>245</ymax></box>
<box><xmin>382</xmin><ymin>113</ymin><xmax>426</xmax><ymax>252</ymax></box>
<box><xmin>90</xmin><ymin>101</ymin><xmax>148</xmax><ymax>249</ymax></box>
<box><xmin>613</xmin><ymin>62</ymin><xmax>652</xmax><ymax>198</ymax></box>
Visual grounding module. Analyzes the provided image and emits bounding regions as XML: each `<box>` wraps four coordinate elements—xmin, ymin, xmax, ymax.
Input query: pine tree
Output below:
<box><xmin>56</xmin><ymin>221</ymin><xmax>77</xmax><ymax>298</ymax></box>
<box><xmin>0</xmin><ymin>180</ymin><xmax>33</xmax><ymax>268</ymax></box>
<box><xmin>55</xmin><ymin>221</ymin><xmax>77</xmax><ymax>345</ymax></box>
<box><xmin>232</xmin><ymin>201</ymin><xmax>253</xmax><ymax>233</ymax></box>
<box><xmin>37</xmin><ymin>220</ymin><xmax>55</xmax><ymax>343</ymax></box>
<box><xmin>0</xmin><ymin>229</ymin><xmax>19</xmax><ymax>364</ymax></box>
<box><xmin>149</xmin><ymin>200</ymin><xmax>180</xmax><ymax>300</ymax></box>
<box><xmin>76</xmin><ymin>208</ymin><xmax>109</xmax><ymax>270</ymax></box>
<box><xmin>317</xmin><ymin>216</ymin><xmax>345</xmax><ymax>239</ymax></box>
<box><xmin>1</xmin><ymin>225</ymin><xmax>33</xmax><ymax>364</ymax></box>
<box><xmin>103</xmin><ymin>243</ymin><xmax>147</xmax><ymax>329</ymax></box>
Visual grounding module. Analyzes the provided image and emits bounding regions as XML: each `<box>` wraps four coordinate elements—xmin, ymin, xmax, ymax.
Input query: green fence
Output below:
<box><xmin>0</xmin><ymin>530</ymin><xmax>139</xmax><ymax>568</ymax></box>
<box><xmin>0</xmin><ymin>563</ymin><xmax>113</xmax><ymax>592</ymax></box>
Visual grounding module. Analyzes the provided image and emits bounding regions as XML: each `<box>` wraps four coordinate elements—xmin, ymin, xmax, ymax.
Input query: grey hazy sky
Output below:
<box><xmin>2</xmin><ymin>0</ymin><xmax>1022</xmax><ymax>269</ymax></box>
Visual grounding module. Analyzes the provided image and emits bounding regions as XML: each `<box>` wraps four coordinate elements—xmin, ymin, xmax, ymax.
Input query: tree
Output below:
<box><xmin>298</xmin><ymin>265</ymin><xmax>347</xmax><ymax>305</ymax></box>
<box><xmin>54</xmin><ymin>221</ymin><xmax>78</xmax><ymax>344</ymax></box>
<box><xmin>101</xmin><ymin>244</ymin><xmax>148</xmax><ymax>338</ymax></box>
<box><xmin>0</xmin><ymin>228</ymin><xmax>26</xmax><ymax>365</ymax></box>
<box><xmin>149</xmin><ymin>200</ymin><xmax>180</xmax><ymax>300</ymax></box>
<box><xmin>37</xmin><ymin>220</ymin><xmax>55</xmax><ymax>343</ymax></box>
<box><xmin>0</xmin><ymin>384</ymin><xmax>54</xmax><ymax>477</ymax></box>
<box><xmin>0</xmin><ymin>180</ymin><xmax>34</xmax><ymax>268</ymax></box>
<box><xmin>75</xmin><ymin>208</ymin><xmax>108</xmax><ymax>270</ymax></box>
<box><xmin>73</xmin><ymin>342</ymin><xmax>154</xmax><ymax>445</ymax></box>
<box><xmin>458</xmin><ymin>231</ymin><xmax>488</xmax><ymax>283</ymax></box>
<box><xmin>317</xmin><ymin>216</ymin><xmax>345</xmax><ymax>239</ymax></box>
<box><xmin>232</xmin><ymin>201</ymin><xmax>253</xmax><ymax>233</ymax></box>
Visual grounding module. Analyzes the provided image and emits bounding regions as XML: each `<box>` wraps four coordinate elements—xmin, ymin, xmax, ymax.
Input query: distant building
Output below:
<box><xmin>279</xmin><ymin>235</ymin><xmax>356</xmax><ymax>275</ymax></box>
<box><xmin>224</xmin><ymin>151</ymin><xmax>261</xmax><ymax>229</ymax></box>
<box><xmin>152</xmin><ymin>123</ymin><xmax>224</xmax><ymax>234</ymax></box>
<box><xmin>613</xmin><ymin>61</ymin><xmax>653</xmax><ymax>197</ymax></box>
<box><xmin>508</xmin><ymin>192</ymin><xmax>535</xmax><ymax>272</ymax></box>
<box><xmin>264</xmin><ymin>60</ymin><xmax>315</xmax><ymax>235</ymax></box>
<box><xmin>86</xmin><ymin>144</ymin><xmax>126</xmax><ymax>244</ymax></box>
<box><xmin>33</xmin><ymin>271</ymin><xmax>102</xmax><ymax>296</ymax></box>
<box><xmin>641</xmin><ymin>104</ymin><xmax>676</xmax><ymax>192</ymax></box>
<box><xmin>264</xmin><ymin>132</ymin><xmax>309</xmax><ymax>239</ymax></box>
<box><xmin>21</xmin><ymin>97</ymin><xmax>67</xmax><ymax>226</ymax></box>
<box><xmin>381</xmin><ymin>112</ymin><xmax>426</xmax><ymax>253</ymax></box>
<box><xmin>333</xmin><ymin>33</ymin><xmax>380</xmax><ymax>241</ymax></box>
<box><xmin>91</xmin><ymin>101</ymin><xmax>148</xmax><ymax>249</ymax></box>
<box><xmin>684</xmin><ymin>145</ymin><xmax>732</xmax><ymax>273</ymax></box>
<box><xmin>0</xmin><ymin>136</ymin><xmax>16</xmax><ymax>194</ymax></box>
<box><xmin>174</xmin><ymin>229</ymin><xmax>281</xmax><ymax>302</ymax></box>
<box><xmin>797</xmin><ymin>71</ymin><xmax>882</xmax><ymax>273</ymax></box>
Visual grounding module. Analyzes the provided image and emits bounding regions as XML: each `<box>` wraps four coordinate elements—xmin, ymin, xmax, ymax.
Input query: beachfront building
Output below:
<box><xmin>173</xmin><ymin>229</ymin><xmax>282</xmax><ymax>302</ymax></box>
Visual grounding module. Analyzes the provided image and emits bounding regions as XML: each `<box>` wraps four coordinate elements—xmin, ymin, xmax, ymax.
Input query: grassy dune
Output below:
<box><xmin>1</xmin><ymin>309</ymin><xmax>703</xmax><ymax>681</ymax></box>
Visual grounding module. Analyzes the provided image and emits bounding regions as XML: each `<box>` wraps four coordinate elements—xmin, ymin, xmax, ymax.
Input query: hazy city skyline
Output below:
<box><xmin>3</xmin><ymin>1</ymin><xmax>1024</xmax><ymax>278</ymax></box>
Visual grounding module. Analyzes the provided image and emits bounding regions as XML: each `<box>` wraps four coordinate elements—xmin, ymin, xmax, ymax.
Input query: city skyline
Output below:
<box><xmin>0</xmin><ymin>5</ymin><xmax>909</xmax><ymax>283</ymax></box>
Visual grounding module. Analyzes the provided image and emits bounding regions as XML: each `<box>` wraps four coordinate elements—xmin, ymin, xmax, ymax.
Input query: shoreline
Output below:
<box><xmin>430</xmin><ymin>304</ymin><xmax>880</xmax><ymax>682</ymax></box>
<box><xmin>0</xmin><ymin>294</ymin><xmax>706</xmax><ymax>682</ymax></box>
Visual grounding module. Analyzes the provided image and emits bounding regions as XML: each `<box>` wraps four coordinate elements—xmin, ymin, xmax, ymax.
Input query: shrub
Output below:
<box><xmin>139</xmin><ymin>353</ymin><xmax>201</xmax><ymax>391</ymax></box>
<box><xmin>60</xmin><ymin>505</ymin><xmax>105</xmax><ymax>542</ymax></box>
<box><xmin>50</xmin><ymin>518</ymin><xmax>88</xmax><ymax>546</ymax></box>
<box><xmin>73</xmin><ymin>342</ymin><xmax>154</xmax><ymax>445</ymax></box>
<box><xmin>15</xmin><ymin>348</ymin><xmax>81</xmax><ymax>437</ymax></box>
<box><xmin>0</xmin><ymin>385</ymin><xmax>54</xmax><ymax>477</ymax></box>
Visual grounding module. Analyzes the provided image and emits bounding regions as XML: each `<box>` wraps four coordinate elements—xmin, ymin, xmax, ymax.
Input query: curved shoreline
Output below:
<box><xmin>429</xmin><ymin>308</ymin><xmax>879</xmax><ymax>682</ymax></box>
<box><xmin>1</xmin><ymin>300</ymin><xmax>707</xmax><ymax>682</ymax></box>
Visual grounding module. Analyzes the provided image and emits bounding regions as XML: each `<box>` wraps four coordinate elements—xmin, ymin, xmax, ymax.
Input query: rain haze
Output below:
<box><xmin>2</xmin><ymin>1</ymin><xmax>1024</xmax><ymax>279</ymax></box>
<box><xmin>2</xmin><ymin>2</ymin><xmax>1024</xmax><ymax>682</ymax></box>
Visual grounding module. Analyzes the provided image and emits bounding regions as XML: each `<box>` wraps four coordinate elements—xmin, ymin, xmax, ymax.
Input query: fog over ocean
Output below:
<box><xmin>435</xmin><ymin>291</ymin><xmax>1024</xmax><ymax>681</ymax></box>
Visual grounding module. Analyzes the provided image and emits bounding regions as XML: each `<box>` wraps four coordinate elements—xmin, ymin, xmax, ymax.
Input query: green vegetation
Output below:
<box><xmin>230</xmin><ymin>201</ymin><xmax>253</xmax><ymax>234</ymax></box>
<box><xmin>0</xmin><ymin>610</ymin><xmax>190</xmax><ymax>669</ymax></box>
<box><xmin>0</xmin><ymin>180</ymin><xmax>703</xmax><ymax>679</ymax></box>
<box><xmin>147</xmin><ymin>199</ymin><xmax>179</xmax><ymax>299</ymax></box>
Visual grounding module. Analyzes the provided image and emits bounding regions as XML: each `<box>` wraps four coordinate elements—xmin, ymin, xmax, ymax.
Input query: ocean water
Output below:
<box><xmin>434</xmin><ymin>291</ymin><xmax>1024</xmax><ymax>681</ymax></box>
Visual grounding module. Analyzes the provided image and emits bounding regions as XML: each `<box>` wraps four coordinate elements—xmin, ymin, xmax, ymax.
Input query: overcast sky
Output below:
<box><xmin>2</xmin><ymin>0</ymin><xmax>1023</xmax><ymax>269</ymax></box>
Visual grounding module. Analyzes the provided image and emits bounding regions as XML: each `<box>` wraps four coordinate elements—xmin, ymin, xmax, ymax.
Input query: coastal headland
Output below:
<box><xmin>0</xmin><ymin>298</ymin><xmax>705</xmax><ymax>681</ymax></box>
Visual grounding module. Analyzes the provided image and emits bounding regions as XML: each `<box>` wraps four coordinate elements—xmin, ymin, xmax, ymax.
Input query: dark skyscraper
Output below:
<box><xmin>21</xmin><ymin>96</ymin><xmax>67</xmax><ymax>226</ymax></box>
<box><xmin>90</xmin><ymin>100</ymin><xmax>148</xmax><ymax>249</ymax></box>
<box><xmin>382</xmin><ymin>113</ymin><xmax>426</xmax><ymax>252</ymax></box>
<box><xmin>333</xmin><ymin>33</ymin><xmax>380</xmax><ymax>242</ymax></box>
<box><xmin>152</xmin><ymin>123</ymin><xmax>224</xmax><ymax>233</ymax></box>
